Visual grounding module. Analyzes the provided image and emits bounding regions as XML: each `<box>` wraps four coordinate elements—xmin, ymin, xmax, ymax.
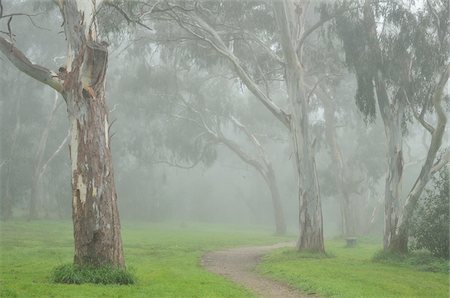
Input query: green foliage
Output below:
<box><xmin>372</xmin><ymin>250</ymin><xmax>448</xmax><ymax>273</ymax></box>
<box><xmin>410</xmin><ymin>167</ymin><xmax>449</xmax><ymax>259</ymax></box>
<box><xmin>52</xmin><ymin>264</ymin><xmax>135</xmax><ymax>285</ymax></box>
<box><xmin>259</xmin><ymin>239</ymin><xmax>449</xmax><ymax>297</ymax></box>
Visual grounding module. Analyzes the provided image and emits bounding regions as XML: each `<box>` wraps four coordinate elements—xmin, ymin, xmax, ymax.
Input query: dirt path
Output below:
<box><xmin>200</xmin><ymin>242</ymin><xmax>312</xmax><ymax>298</ymax></box>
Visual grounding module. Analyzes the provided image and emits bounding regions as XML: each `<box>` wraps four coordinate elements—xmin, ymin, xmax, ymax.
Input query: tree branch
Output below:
<box><xmin>38</xmin><ymin>129</ymin><xmax>70</xmax><ymax>180</ymax></box>
<box><xmin>165</xmin><ymin>7</ymin><xmax>291</xmax><ymax>128</ymax></box>
<box><xmin>0</xmin><ymin>36</ymin><xmax>63</xmax><ymax>92</ymax></box>
<box><xmin>102</xmin><ymin>0</ymin><xmax>153</xmax><ymax>31</ymax></box>
<box><xmin>297</xmin><ymin>6</ymin><xmax>355</xmax><ymax>52</ymax></box>
<box><xmin>403</xmin><ymin>89</ymin><xmax>435</xmax><ymax>134</ymax></box>
<box><xmin>431</xmin><ymin>146</ymin><xmax>449</xmax><ymax>175</ymax></box>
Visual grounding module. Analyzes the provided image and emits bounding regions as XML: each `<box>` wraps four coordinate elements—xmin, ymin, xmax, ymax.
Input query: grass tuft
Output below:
<box><xmin>52</xmin><ymin>263</ymin><xmax>136</xmax><ymax>285</ymax></box>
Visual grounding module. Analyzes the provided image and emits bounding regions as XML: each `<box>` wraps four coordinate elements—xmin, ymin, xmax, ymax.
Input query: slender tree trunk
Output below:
<box><xmin>321</xmin><ymin>93</ymin><xmax>355</xmax><ymax>236</ymax></box>
<box><xmin>218</xmin><ymin>134</ymin><xmax>287</xmax><ymax>235</ymax></box>
<box><xmin>263</xmin><ymin>164</ymin><xmax>287</xmax><ymax>235</ymax></box>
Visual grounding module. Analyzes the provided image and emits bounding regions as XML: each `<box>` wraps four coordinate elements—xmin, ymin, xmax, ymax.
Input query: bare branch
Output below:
<box><xmin>156</xmin><ymin>5</ymin><xmax>291</xmax><ymax>128</ymax></box>
<box><xmin>103</xmin><ymin>0</ymin><xmax>153</xmax><ymax>31</ymax></box>
<box><xmin>0</xmin><ymin>36</ymin><xmax>63</xmax><ymax>92</ymax></box>
<box><xmin>1</xmin><ymin>12</ymin><xmax>50</xmax><ymax>31</ymax></box>
<box><xmin>152</xmin><ymin>143</ymin><xmax>210</xmax><ymax>170</ymax></box>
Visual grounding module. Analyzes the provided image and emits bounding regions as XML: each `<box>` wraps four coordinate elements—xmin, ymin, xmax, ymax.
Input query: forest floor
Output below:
<box><xmin>201</xmin><ymin>242</ymin><xmax>311</xmax><ymax>298</ymax></box>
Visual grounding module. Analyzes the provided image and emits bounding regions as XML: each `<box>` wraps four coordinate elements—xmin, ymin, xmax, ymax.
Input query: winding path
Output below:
<box><xmin>200</xmin><ymin>242</ymin><xmax>312</xmax><ymax>298</ymax></box>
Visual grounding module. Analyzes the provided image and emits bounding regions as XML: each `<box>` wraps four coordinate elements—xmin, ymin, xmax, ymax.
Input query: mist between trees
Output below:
<box><xmin>0</xmin><ymin>0</ymin><xmax>448</xmax><ymax>268</ymax></box>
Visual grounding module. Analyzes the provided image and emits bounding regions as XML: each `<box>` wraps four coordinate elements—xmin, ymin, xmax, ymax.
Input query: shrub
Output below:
<box><xmin>52</xmin><ymin>263</ymin><xmax>136</xmax><ymax>285</ymax></box>
<box><xmin>410</xmin><ymin>166</ymin><xmax>449</xmax><ymax>259</ymax></box>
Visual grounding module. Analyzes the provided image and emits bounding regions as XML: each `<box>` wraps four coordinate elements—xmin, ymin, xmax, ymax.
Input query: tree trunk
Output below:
<box><xmin>263</xmin><ymin>164</ymin><xmax>287</xmax><ymax>235</ymax></box>
<box><xmin>57</xmin><ymin>1</ymin><xmax>124</xmax><ymax>267</ymax></box>
<box><xmin>374</xmin><ymin>77</ymin><xmax>405</xmax><ymax>251</ymax></box>
<box><xmin>274</xmin><ymin>0</ymin><xmax>324</xmax><ymax>252</ymax></box>
<box><xmin>321</xmin><ymin>93</ymin><xmax>355</xmax><ymax>236</ymax></box>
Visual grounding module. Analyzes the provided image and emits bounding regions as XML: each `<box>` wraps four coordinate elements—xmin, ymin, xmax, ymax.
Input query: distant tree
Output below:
<box><xmin>0</xmin><ymin>1</ymin><xmax>125</xmax><ymax>268</ymax></box>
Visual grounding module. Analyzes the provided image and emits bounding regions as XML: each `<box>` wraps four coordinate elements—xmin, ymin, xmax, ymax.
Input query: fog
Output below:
<box><xmin>0</xmin><ymin>0</ymin><xmax>448</xmax><ymax>243</ymax></box>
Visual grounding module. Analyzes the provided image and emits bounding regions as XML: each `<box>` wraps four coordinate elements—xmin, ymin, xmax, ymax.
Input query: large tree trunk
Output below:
<box><xmin>59</xmin><ymin>1</ymin><xmax>124</xmax><ymax>267</ymax></box>
<box><xmin>274</xmin><ymin>0</ymin><xmax>324</xmax><ymax>252</ymax></box>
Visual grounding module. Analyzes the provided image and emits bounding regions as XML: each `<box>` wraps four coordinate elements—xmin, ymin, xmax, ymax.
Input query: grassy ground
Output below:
<box><xmin>0</xmin><ymin>220</ymin><xmax>290</xmax><ymax>297</ymax></box>
<box><xmin>258</xmin><ymin>238</ymin><xmax>449</xmax><ymax>297</ymax></box>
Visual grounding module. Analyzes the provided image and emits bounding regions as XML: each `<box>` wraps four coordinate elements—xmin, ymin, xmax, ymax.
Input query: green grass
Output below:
<box><xmin>0</xmin><ymin>220</ymin><xmax>291</xmax><ymax>297</ymax></box>
<box><xmin>258</xmin><ymin>238</ymin><xmax>450</xmax><ymax>297</ymax></box>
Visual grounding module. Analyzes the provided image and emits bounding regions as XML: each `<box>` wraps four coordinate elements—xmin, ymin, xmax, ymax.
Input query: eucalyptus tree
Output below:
<box><xmin>331</xmin><ymin>0</ymin><xmax>449</xmax><ymax>252</ymax></box>
<box><xmin>0</xmin><ymin>1</ymin><xmax>125</xmax><ymax>267</ymax></box>
<box><xmin>115</xmin><ymin>0</ymin><xmax>346</xmax><ymax>252</ymax></box>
